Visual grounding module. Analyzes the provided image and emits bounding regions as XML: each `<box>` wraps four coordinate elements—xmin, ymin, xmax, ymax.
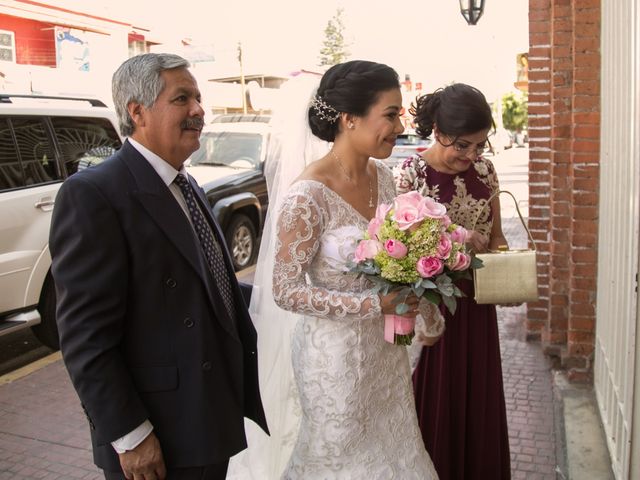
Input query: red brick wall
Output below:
<box><xmin>527</xmin><ymin>0</ymin><xmax>600</xmax><ymax>382</ymax></box>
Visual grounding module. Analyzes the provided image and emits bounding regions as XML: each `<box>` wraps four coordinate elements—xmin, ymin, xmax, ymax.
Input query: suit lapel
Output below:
<box><xmin>120</xmin><ymin>142</ymin><xmax>239</xmax><ymax>340</ymax></box>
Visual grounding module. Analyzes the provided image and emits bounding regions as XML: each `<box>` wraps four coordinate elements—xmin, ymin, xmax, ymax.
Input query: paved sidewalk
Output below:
<box><xmin>0</xmin><ymin>353</ymin><xmax>102</xmax><ymax>479</ymax></box>
<box><xmin>0</xmin><ymin>312</ymin><xmax>559</xmax><ymax>480</ymax></box>
<box><xmin>499</xmin><ymin>304</ymin><xmax>558</xmax><ymax>479</ymax></box>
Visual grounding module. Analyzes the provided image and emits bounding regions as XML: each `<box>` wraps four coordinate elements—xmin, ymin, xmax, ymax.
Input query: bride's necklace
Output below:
<box><xmin>330</xmin><ymin>150</ymin><xmax>374</xmax><ymax>209</ymax></box>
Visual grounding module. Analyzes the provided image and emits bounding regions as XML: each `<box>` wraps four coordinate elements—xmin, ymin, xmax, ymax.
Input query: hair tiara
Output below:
<box><xmin>310</xmin><ymin>95</ymin><xmax>340</xmax><ymax>123</ymax></box>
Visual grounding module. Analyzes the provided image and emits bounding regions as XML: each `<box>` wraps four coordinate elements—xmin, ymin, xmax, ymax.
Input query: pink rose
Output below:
<box><xmin>354</xmin><ymin>239</ymin><xmax>383</xmax><ymax>262</ymax></box>
<box><xmin>384</xmin><ymin>239</ymin><xmax>408</xmax><ymax>259</ymax></box>
<box><xmin>450</xmin><ymin>251</ymin><xmax>471</xmax><ymax>271</ymax></box>
<box><xmin>450</xmin><ymin>225</ymin><xmax>469</xmax><ymax>244</ymax></box>
<box><xmin>375</xmin><ymin>203</ymin><xmax>391</xmax><ymax>221</ymax></box>
<box><xmin>422</xmin><ymin>196</ymin><xmax>447</xmax><ymax>219</ymax></box>
<box><xmin>393</xmin><ymin>191</ymin><xmax>428</xmax><ymax>231</ymax></box>
<box><xmin>441</xmin><ymin>215</ymin><xmax>452</xmax><ymax>228</ymax></box>
<box><xmin>367</xmin><ymin>217</ymin><xmax>384</xmax><ymax>240</ymax></box>
<box><xmin>436</xmin><ymin>234</ymin><xmax>452</xmax><ymax>259</ymax></box>
<box><xmin>368</xmin><ymin>203</ymin><xmax>391</xmax><ymax>239</ymax></box>
<box><xmin>393</xmin><ymin>192</ymin><xmax>448</xmax><ymax>231</ymax></box>
<box><xmin>416</xmin><ymin>256</ymin><xmax>445</xmax><ymax>278</ymax></box>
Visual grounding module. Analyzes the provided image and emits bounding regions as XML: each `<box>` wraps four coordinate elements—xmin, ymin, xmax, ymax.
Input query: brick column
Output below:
<box><xmin>527</xmin><ymin>0</ymin><xmax>553</xmax><ymax>341</ymax></box>
<box><xmin>527</xmin><ymin>0</ymin><xmax>600</xmax><ymax>382</ymax></box>
<box><xmin>566</xmin><ymin>1</ymin><xmax>600</xmax><ymax>382</ymax></box>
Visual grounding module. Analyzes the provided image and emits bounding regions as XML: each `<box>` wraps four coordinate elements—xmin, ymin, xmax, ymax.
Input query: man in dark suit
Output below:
<box><xmin>50</xmin><ymin>53</ymin><xmax>268</xmax><ymax>480</ymax></box>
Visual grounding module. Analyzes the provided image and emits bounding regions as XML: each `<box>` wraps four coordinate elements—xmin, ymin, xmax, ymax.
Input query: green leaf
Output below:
<box><xmin>413</xmin><ymin>286</ymin><xmax>425</xmax><ymax>297</ymax></box>
<box><xmin>436</xmin><ymin>276</ymin><xmax>455</xmax><ymax>297</ymax></box>
<box><xmin>442</xmin><ymin>294</ymin><xmax>457</xmax><ymax>315</ymax></box>
<box><xmin>396</xmin><ymin>303</ymin><xmax>410</xmax><ymax>315</ymax></box>
<box><xmin>421</xmin><ymin>279</ymin><xmax>437</xmax><ymax>289</ymax></box>
<box><xmin>470</xmin><ymin>256</ymin><xmax>484</xmax><ymax>269</ymax></box>
<box><xmin>423</xmin><ymin>290</ymin><xmax>441</xmax><ymax>305</ymax></box>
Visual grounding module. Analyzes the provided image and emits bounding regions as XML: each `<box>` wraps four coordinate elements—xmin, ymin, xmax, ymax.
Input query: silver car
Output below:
<box><xmin>381</xmin><ymin>130</ymin><xmax>433</xmax><ymax>168</ymax></box>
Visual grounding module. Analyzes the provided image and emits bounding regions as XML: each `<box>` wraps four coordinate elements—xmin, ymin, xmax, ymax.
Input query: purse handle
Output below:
<box><xmin>470</xmin><ymin>189</ymin><xmax>537</xmax><ymax>251</ymax></box>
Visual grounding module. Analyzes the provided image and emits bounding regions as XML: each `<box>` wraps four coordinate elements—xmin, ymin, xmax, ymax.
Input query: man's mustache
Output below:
<box><xmin>181</xmin><ymin>117</ymin><xmax>205</xmax><ymax>130</ymax></box>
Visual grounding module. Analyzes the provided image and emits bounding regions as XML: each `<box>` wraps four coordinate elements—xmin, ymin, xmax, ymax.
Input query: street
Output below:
<box><xmin>0</xmin><ymin>330</ymin><xmax>52</xmax><ymax>378</ymax></box>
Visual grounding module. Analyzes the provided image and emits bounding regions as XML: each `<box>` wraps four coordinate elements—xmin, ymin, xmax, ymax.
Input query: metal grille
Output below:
<box><xmin>595</xmin><ymin>1</ymin><xmax>640</xmax><ymax>478</ymax></box>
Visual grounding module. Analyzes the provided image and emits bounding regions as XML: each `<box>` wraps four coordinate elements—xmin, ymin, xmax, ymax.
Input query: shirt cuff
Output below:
<box><xmin>111</xmin><ymin>420</ymin><xmax>153</xmax><ymax>454</ymax></box>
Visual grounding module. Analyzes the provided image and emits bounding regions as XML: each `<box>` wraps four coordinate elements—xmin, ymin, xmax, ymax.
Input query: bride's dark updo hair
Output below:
<box><xmin>410</xmin><ymin>83</ymin><xmax>494</xmax><ymax>140</ymax></box>
<box><xmin>309</xmin><ymin>60</ymin><xmax>400</xmax><ymax>142</ymax></box>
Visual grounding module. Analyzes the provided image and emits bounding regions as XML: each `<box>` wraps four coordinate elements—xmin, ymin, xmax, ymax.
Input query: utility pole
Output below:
<box><xmin>237</xmin><ymin>41</ymin><xmax>247</xmax><ymax>114</ymax></box>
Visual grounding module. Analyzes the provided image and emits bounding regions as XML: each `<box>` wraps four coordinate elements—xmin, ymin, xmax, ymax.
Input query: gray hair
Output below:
<box><xmin>112</xmin><ymin>53</ymin><xmax>190</xmax><ymax>137</ymax></box>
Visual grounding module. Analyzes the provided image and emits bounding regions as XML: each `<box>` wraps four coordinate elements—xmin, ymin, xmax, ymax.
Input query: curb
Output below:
<box><xmin>0</xmin><ymin>351</ymin><xmax>62</xmax><ymax>385</ymax></box>
<box><xmin>552</xmin><ymin>371</ymin><xmax>614</xmax><ymax>479</ymax></box>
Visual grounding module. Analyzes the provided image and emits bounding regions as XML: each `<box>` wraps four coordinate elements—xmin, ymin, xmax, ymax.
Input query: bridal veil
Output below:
<box><xmin>226</xmin><ymin>73</ymin><xmax>330</xmax><ymax>479</ymax></box>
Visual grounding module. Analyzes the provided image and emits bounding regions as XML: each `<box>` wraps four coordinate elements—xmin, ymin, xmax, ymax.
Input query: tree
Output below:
<box><xmin>318</xmin><ymin>8</ymin><xmax>350</xmax><ymax>66</ymax></box>
<box><xmin>501</xmin><ymin>91</ymin><xmax>528</xmax><ymax>132</ymax></box>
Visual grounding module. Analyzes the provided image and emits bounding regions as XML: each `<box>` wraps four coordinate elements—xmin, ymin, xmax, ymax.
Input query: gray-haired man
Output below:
<box><xmin>50</xmin><ymin>53</ymin><xmax>268</xmax><ymax>480</ymax></box>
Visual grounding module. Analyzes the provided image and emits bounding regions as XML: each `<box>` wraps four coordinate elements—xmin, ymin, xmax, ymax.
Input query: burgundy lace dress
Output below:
<box><xmin>394</xmin><ymin>154</ymin><xmax>511</xmax><ymax>480</ymax></box>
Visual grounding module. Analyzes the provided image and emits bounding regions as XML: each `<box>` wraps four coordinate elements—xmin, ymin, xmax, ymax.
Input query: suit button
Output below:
<box><xmin>202</xmin><ymin>361</ymin><xmax>212</xmax><ymax>371</ymax></box>
<box><xmin>183</xmin><ymin>317</ymin><xmax>194</xmax><ymax>328</ymax></box>
<box><xmin>166</xmin><ymin>278</ymin><xmax>177</xmax><ymax>288</ymax></box>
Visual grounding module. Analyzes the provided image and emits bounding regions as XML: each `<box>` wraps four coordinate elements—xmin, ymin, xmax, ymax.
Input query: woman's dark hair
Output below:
<box><xmin>410</xmin><ymin>83</ymin><xmax>495</xmax><ymax>140</ymax></box>
<box><xmin>309</xmin><ymin>60</ymin><xmax>400</xmax><ymax>142</ymax></box>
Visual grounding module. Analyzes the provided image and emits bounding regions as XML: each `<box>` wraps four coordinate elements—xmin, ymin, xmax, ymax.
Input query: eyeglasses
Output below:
<box><xmin>437</xmin><ymin>135</ymin><xmax>492</xmax><ymax>156</ymax></box>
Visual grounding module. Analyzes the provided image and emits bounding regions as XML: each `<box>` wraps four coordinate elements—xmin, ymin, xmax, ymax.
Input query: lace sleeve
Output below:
<box><xmin>272</xmin><ymin>189</ymin><xmax>381</xmax><ymax>320</ymax></box>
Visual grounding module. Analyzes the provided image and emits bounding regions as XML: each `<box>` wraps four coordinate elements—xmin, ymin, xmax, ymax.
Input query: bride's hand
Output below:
<box><xmin>379</xmin><ymin>291</ymin><xmax>420</xmax><ymax>317</ymax></box>
<box><xmin>466</xmin><ymin>230</ymin><xmax>489</xmax><ymax>253</ymax></box>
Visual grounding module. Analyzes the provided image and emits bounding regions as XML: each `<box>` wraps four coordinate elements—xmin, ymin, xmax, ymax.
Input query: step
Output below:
<box><xmin>0</xmin><ymin>310</ymin><xmax>41</xmax><ymax>336</ymax></box>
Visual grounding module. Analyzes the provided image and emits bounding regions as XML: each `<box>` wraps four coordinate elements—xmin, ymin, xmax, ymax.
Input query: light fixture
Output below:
<box><xmin>459</xmin><ymin>0</ymin><xmax>485</xmax><ymax>26</ymax></box>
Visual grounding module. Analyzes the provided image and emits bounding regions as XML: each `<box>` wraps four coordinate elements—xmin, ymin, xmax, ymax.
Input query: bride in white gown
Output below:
<box><xmin>227</xmin><ymin>61</ymin><xmax>442</xmax><ymax>480</ymax></box>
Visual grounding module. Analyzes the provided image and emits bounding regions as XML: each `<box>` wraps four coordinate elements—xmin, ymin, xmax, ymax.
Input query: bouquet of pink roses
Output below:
<box><xmin>350</xmin><ymin>191</ymin><xmax>482</xmax><ymax>345</ymax></box>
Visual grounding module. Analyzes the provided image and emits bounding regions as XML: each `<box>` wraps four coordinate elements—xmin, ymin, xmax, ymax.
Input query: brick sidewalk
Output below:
<box><xmin>0</xmin><ymin>355</ymin><xmax>101</xmax><ymax>479</ymax></box>
<box><xmin>0</xmin><ymin>219</ymin><xmax>560</xmax><ymax>480</ymax></box>
<box><xmin>499</xmin><ymin>216</ymin><xmax>558</xmax><ymax>479</ymax></box>
<box><xmin>499</xmin><ymin>304</ymin><xmax>558</xmax><ymax>479</ymax></box>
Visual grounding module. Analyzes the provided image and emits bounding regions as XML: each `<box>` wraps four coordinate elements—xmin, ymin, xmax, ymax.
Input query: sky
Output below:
<box><xmin>58</xmin><ymin>0</ymin><xmax>529</xmax><ymax>102</ymax></box>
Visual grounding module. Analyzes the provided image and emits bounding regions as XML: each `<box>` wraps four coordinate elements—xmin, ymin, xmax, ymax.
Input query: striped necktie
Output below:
<box><xmin>174</xmin><ymin>173</ymin><xmax>236</xmax><ymax>320</ymax></box>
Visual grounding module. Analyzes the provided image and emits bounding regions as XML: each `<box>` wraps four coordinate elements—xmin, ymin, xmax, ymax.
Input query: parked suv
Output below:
<box><xmin>186</xmin><ymin>118</ymin><xmax>270</xmax><ymax>271</ymax></box>
<box><xmin>0</xmin><ymin>94</ymin><xmax>122</xmax><ymax>349</ymax></box>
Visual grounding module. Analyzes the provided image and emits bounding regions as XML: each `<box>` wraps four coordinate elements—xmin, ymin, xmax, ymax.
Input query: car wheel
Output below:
<box><xmin>32</xmin><ymin>273</ymin><xmax>60</xmax><ymax>350</ymax></box>
<box><xmin>225</xmin><ymin>214</ymin><xmax>257</xmax><ymax>271</ymax></box>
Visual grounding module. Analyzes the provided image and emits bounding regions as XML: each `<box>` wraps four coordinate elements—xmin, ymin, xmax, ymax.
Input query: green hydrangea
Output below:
<box><xmin>375</xmin><ymin>251</ymin><xmax>420</xmax><ymax>284</ymax></box>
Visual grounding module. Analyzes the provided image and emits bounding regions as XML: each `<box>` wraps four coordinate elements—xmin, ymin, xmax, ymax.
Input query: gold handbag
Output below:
<box><xmin>471</xmin><ymin>190</ymin><xmax>539</xmax><ymax>305</ymax></box>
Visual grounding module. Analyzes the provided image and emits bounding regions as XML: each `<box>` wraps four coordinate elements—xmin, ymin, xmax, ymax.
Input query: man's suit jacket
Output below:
<box><xmin>50</xmin><ymin>140</ymin><xmax>268</xmax><ymax>471</ymax></box>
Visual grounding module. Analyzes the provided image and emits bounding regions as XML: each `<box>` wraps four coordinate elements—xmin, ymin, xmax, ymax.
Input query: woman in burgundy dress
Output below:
<box><xmin>394</xmin><ymin>83</ymin><xmax>511</xmax><ymax>480</ymax></box>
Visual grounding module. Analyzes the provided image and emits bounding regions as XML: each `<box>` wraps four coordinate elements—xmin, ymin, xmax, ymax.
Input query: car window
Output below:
<box><xmin>190</xmin><ymin>132</ymin><xmax>262</xmax><ymax>169</ymax></box>
<box><xmin>0</xmin><ymin>116</ymin><xmax>59</xmax><ymax>191</ymax></box>
<box><xmin>49</xmin><ymin>116</ymin><xmax>121</xmax><ymax>175</ymax></box>
<box><xmin>395</xmin><ymin>134</ymin><xmax>429</xmax><ymax>146</ymax></box>
<box><xmin>0</xmin><ymin>117</ymin><xmax>25</xmax><ymax>190</ymax></box>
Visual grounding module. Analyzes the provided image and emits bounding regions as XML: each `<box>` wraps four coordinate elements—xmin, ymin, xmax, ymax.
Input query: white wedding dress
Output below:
<box><xmin>270</xmin><ymin>161</ymin><xmax>438</xmax><ymax>480</ymax></box>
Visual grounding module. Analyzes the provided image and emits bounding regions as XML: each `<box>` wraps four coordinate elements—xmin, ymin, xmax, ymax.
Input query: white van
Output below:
<box><xmin>0</xmin><ymin>94</ymin><xmax>122</xmax><ymax>349</ymax></box>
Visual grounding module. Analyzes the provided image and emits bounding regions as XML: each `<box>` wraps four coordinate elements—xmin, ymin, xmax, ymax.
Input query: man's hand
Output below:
<box><xmin>118</xmin><ymin>432</ymin><xmax>166</xmax><ymax>480</ymax></box>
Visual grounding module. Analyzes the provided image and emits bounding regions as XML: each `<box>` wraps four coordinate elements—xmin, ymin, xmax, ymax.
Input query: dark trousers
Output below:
<box><xmin>104</xmin><ymin>460</ymin><xmax>229</xmax><ymax>480</ymax></box>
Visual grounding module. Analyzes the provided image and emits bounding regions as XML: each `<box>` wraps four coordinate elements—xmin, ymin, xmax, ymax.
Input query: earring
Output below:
<box><xmin>348</xmin><ymin>123</ymin><xmax>354</xmax><ymax>129</ymax></box>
